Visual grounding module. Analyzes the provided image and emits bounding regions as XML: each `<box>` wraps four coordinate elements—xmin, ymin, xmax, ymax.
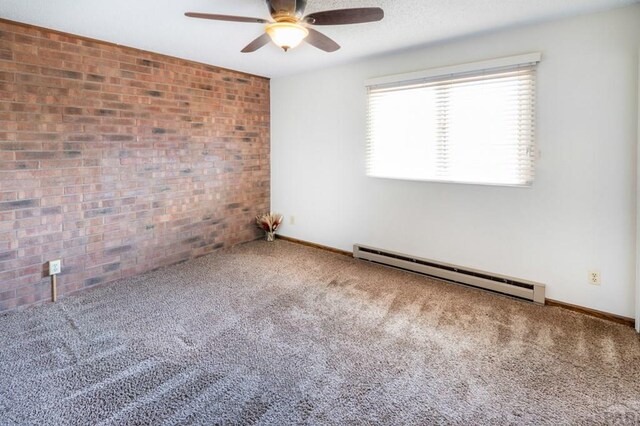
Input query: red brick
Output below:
<box><xmin>0</xmin><ymin>21</ymin><xmax>269</xmax><ymax>311</ymax></box>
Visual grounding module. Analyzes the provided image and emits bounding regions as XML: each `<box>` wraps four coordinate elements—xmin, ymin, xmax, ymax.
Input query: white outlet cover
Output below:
<box><xmin>588</xmin><ymin>271</ymin><xmax>601</xmax><ymax>285</ymax></box>
<box><xmin>49</xmin><ymin>259</ymin><xmax>61</xmax><ymax>275</ymax></box>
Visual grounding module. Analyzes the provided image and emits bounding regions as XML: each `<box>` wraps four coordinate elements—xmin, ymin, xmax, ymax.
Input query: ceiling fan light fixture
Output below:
<box><xmin>265</xmin><ymin>22</ymin><xmax>309</xmax><ymax>51</ymax></box>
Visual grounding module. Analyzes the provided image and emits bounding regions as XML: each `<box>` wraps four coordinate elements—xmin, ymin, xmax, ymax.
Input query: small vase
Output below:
<box><xmin>266</xmin><ymin>231</ymin><xmax>275</xmax><ymax>242</ymax></box>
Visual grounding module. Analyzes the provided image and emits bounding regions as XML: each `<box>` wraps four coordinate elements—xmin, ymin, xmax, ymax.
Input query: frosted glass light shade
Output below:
<box><xmin>266</xmin><ymin>22</ymin><xmax>309</xmax><ymax>51</ymax></box>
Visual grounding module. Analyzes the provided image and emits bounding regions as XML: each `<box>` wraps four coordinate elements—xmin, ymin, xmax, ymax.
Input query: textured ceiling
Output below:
<box><xmin>0</xmin><ymin>0</ymin><xmax>637</xmax><ymax>78</ymax></box>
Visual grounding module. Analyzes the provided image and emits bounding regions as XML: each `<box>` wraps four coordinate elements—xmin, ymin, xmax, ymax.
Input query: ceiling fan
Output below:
<box><xmin>185</xmin><ymin>0</ymin><xmax>384</xmax><ymax>53</ymax></box>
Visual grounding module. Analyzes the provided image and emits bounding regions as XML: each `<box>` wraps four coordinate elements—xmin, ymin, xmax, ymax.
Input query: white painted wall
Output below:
<box><xmin>271</xmin><ymin>5</ymin><xmax>640</xmax><ymax>317</ymax></box>
<box><xmin>636</xmin><ymin>49</ymin><xmax>640</xmax><ymax>331</ymax></box>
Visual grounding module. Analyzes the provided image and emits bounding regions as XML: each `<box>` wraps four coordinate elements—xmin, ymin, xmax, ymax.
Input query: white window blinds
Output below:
<box><xmin>366</xmin><ymin>53</ymin><xmax>540</xmax><ymax>186</ymax></box>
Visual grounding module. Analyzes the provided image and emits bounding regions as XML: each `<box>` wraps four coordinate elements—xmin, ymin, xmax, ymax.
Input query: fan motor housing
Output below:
<box><xmin>267</xmin><ymin>0</ymin><xmax>307</xmax><ymax>21</ymax></box>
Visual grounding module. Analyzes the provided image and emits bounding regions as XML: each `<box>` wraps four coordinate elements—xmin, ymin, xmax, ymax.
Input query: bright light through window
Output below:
<box><xmin>366</xmin><ymin>56</ymin><xmax>539</xmax><ymax>186</ymax></box>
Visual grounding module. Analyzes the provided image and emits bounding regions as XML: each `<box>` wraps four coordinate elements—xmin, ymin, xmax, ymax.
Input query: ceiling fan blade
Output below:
<box><xmin>305</xmin><ymin>28</ymin><xmax>340</xmax><ymax>52</ymax></box>
<box><xmin>185</xmin><ymin>12</ymin><xmax>269</xmax><ymax>24</ymax></box>
<box><xmin>304</xmin><ymin>8</ymin><xmax>384</xmax><ymax>25</ymax></box>
<box><xmin>241</xmin><ymin>33</ymin><xmax>271</xmax><ymax>53</ymax></box>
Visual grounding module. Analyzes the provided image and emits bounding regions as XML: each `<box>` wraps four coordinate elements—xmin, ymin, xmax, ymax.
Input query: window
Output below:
<box><xmin>366</xmin><ymin>53</ymin><xmax>540</xmax><ymax>186</ymax></box>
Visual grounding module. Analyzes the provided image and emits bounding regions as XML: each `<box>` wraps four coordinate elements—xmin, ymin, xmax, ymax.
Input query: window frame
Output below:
<box><xmin>365</xmin><ymin>53</ymin><xmax>541</xmax><ymax>188</ymax></box>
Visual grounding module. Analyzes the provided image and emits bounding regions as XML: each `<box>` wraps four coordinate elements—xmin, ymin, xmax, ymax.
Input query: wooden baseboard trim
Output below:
<box><xmin>546</xmin><ymin>299</ymin><xmax>635</xmax><ymax>328</ymax></box>
<box><xmin>277</xmin><ymin>235</ymin><xmax>635</xmax><ymax>328</ymax></box>
<box><xmin>276</xmin><ymin>235</ymin><xmax>352</xmax><ymax>257</ymax></box>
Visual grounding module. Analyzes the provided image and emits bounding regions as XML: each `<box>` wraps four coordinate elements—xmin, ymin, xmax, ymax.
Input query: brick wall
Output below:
<box><xmin>0</xmin><ymin>20</ymin><xmax>270</xmax><ymax>311</ymax></box>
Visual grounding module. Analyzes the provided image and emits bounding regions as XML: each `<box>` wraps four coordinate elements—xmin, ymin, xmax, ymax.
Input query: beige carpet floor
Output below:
<box><xmin>1</xmin><ymin>240</ymin><xmax>640</xmax><ymax>425</ymax></box>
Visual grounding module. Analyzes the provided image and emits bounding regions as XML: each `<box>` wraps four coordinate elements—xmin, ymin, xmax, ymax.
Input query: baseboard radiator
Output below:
<box><xmin>353</xmin><ymin>244</ymin><xmax>545</xmax><ymax>304</ymax></box>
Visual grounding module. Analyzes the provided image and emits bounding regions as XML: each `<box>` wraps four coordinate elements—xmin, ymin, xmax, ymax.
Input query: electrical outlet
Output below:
<box><xmin>290</xmin><ymin>215</ymin><xmax>295</xmax><ymax>225</ymax></box>
<box><xmin>49</xmin><ymin>259</ymin><xmax>61</xmax><ymax>275</ymax></box>
<box><xmin>588</xmin><ymin>270</ymin><xmax>601</xmax><ymax>285</ymax></box>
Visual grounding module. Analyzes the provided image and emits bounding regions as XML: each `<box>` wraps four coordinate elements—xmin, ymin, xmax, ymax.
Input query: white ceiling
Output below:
<box><xmin>0</xmin><ymin>0</ymin><xmax>637</xmax><ymax>78</ymax></box>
